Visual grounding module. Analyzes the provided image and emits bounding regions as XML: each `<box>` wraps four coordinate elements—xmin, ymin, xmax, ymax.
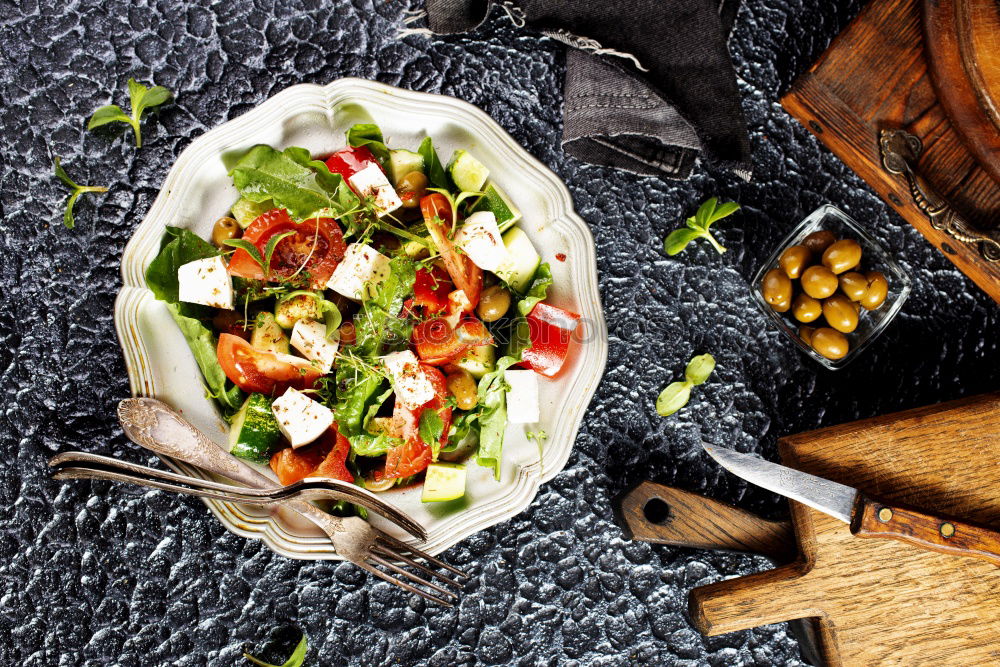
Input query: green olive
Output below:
<box><xmin>476</xmin><ymin>285</ymin><xmax>512</xmax><ymax>322</ymax></box>
<box><xmin>762</xmin><ymin>268</ymin><xmax>793</xmax><ymax>311</ymax></box>
<box><xmin>839</xmin><ymin>271</ymin><xmax>869</xmax><ymax>301</ymax></box>
<box><xmin>860</xmin><ymin>271</ymin><xmax>889</xmax><ymax>310</ymax></box>
<box><xmin>800</xmin><ymin>265</ymin><xmax>838</xmax><ymax>299</ymax></box>
<box><xmin>791</xmin><ymin>293</ymin><xmax>822</xmax><ymax>323</ymax></box>
<box><xmin>822</xmin><ymin>294</ymin><xmax>859</xmax><ymax>333</ymax></box>
<box><xmin>798</xmin><ymin>326</ymin><xmax>816</xmax><ymax>346</ymax></box>
<box><xmin>810</xmin><ymin>327</ymin><xmax>850</xmax><ymax>360</ymax></box>
<box><xmin>802</xmin><ymin>230</ymin><xmax>837</xmax><ymax>255</ymax></box>
<box><xmin>396</xmin><ymin>170</ymin><xmax>428</xmax><ymax>209</ymax></box>
<box><xmin>779</xmin><ymin>245</ymin><xmax>812</xmax><ymax>279</ymax></box>
<box><xmin>822</xmin><ymin>239</ymin><xmax>862</xmax><ymax>274</ymax></box>
<box><xmin>446</xmin><ymin>369</ymin><xmax>479</xmax><ymax>410</ymax></box>
<box><xmin>211</xmin><ymin>216</ymin><xmax>240</xmax><ymax>248</ymax></box>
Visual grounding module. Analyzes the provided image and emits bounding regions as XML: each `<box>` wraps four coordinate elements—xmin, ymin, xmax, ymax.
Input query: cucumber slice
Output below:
<box><xmin>229</xmin><ymin>393</ymin><xmax>282</xmax><ymax>464</ymax></box>
<box><xmin>456</xmin><ymin>343</ymin><xmax>496</xmax><ymax>379</ymax></box>
<box><xmin>389</xmin><ymin>149</ymin><xmax>425</xmax><ymax>185</ymax></box>
<box><xmin>231</xmin><ymin>197</ymin><xmax>275</xmax><ymax>229</ymax></box>
<box><xmin>274</xmin><ymin>294</ymin><xmax>320</xmax><ymax>329</ymax></box>
<box><xmin>251</xmin><ymin>312</ymin><xmax>290</xmax><ymax>354</ymax></box>
<box><xmin>447</xmin><ymin>150</ymin><xmax>489</xmax><ymax>193</ymax></box>
<box><xmin>469</xmin><ymin>182</ymin><xmax>521</xmax><ymax>232</ymax></box>
<box><xmin>421</xmin><ymin>463</ymin><xmax>467</xmax><ymax>502</ymax></box>
<box><xmin>494</xmin><ymin>227</ymin><xmax>540</xmax><ymax>293</ymax></box>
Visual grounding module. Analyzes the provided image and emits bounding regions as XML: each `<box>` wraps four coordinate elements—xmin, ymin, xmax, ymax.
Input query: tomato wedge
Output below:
<box><xmin>269</xmin><ymin>427</ymin><xmax>353</xmax><ymax>485</ymax></box>
<box><xmin>381</xmin><ymin>366</ymin><xmax>451</xmax><ymax>480</ymax></box>
<box><xmin>520</xmin><ymin>302</ymin><xmax>581</xmax><ymax>378</ymax></box>
<box><xmin>413</xmin><ymin>265</ymin><xmax>453</xmax><ymax>314</ymax></box>
<box><xmin>226</xmin><ymin>209</ymin><xmax>346</xmax><ymax>288</ymax></box>
<box><xmin>412</xmin><ymin>317</ymin><xmax>493</xmax><ymax>365</ymax></box>
<box><xmin>420</xmin><ymin>193</ymin><xmax>483</xmax><ymax>307</ymax></box>
<box><xmin>217</xmin><ymin>333</ymin><xmax>321</xmax><ymax>395</ymax></box>
<box><xmin>324</xmin><ymin>145</ymin><xmax>384</xmax><ymax>182</ymax></box>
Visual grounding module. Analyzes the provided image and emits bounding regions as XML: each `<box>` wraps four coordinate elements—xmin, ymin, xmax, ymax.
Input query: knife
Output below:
<box><xmin>702</xmin><ymin>444</ymin><xmax>1000</xmax><ymax>567</ymax></box>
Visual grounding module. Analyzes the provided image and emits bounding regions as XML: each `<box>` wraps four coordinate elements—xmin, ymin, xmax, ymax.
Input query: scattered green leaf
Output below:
<box><xmin>54</xmin><ymin>157</ymin><xmax>108</xmax><ymax>229</ymax></box>
<box><xmin>475</xmin><ymin>355</ymin><xmax>520</xmax><ymax>480</ymax></box>
<box><xmin>663</xmin><ymin>197</ymin><xmax>739</xmax><ymax>255</ymax></box>
<box><xmin>656</xmin><ymin>353</ymin><xmax>716</xmax><ymax>417</ymax></box>
<box><xmin>346</xmin><ymin>123</ymin><xmax>390</xmax><ymax>172</ymax></box>
<box><xmin>418</xmin><ymin>136</ymin><xmax>452</xmax><ymax>192</ymax></box>
<box><xmin>419</xmin><ymin>410</ymin><xmax>445</xmax><ymax>458</ymax></box>
<box><xmin>244</xmin><ymin>632</ymin><xmax>308</xmax><ymax>667</ymax></box>
<box><xmin>87</xmin><ymin>78</ymin><xmax>173</xmax><ymax>147</ymax></box>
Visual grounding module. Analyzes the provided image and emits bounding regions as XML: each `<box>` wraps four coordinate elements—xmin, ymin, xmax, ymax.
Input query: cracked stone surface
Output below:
<box><xmin>1</xmin><ymin>0</ymin><xmax>997</xmax><ymax>665</ymax></box>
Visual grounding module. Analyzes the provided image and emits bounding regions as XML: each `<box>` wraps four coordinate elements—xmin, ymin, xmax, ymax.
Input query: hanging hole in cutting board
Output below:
<box><xmin>643</xmin><ymin>497</ymin><xmax>671</xmax><ymax>524</ymax></box>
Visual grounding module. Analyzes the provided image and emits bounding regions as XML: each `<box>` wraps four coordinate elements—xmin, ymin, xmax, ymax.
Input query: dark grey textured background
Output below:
<box><xmin>1</xmin><ymin>0</ymin><xmax>997</xmax><ymax>665</ymax></box>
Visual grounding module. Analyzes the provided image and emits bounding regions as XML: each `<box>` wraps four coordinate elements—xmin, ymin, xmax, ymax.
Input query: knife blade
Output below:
<box><xmin>702</xmin><ymin>443</ymin><xmax>1000</xmax><ymax>567</ymax></box>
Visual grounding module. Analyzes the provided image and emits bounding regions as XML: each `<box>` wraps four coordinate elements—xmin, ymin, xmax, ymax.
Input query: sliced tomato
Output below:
<box><xmin>226</xmin><ymin>208</ymin><xmax>346</xmax><ymax>288</ymax></box>
<box><xmin>420</xmin><ymin>193</ymin><xmax>483</xmax><ymax>307</ymax></box>
<box><xmin>324</xmin><ymin>146</ymin><xmax>383</xmax><ymax>182</ymax></box>
<box><xmin>270</xmin><ymin>441</ymin><xmax>331</xmax><ymax>486</ymax></box>
<box><xmin>381</xmin><ymin>366</ymin><xmax>451</xmax><ymax>480</ymax></box>
<box><xmin>412</xmin><ymin>317</ymin><xmax>493</xmax><ymax>365</ymax></box>
<box><xmin>311</xmin><ymin>428</ymin><xmax>354</xmax><ymax>483</ymax></box>
<box><xmin>520</xmin><ymin>302</ymin><xmax>581</xmax><ymax>378</ymax></box>
<box><xmin>217</xmin><ymin>333</ymin><xmax>321</xmax><ymax>395</ymax></box>
<box><xmin>413</xmin><ymin>265</ymin><xmax>453</xmax><ymax>314</ymax></box>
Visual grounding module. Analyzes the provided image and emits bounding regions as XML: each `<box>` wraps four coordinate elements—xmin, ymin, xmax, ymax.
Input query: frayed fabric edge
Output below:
<box><xmin>542</xmin><ymin>29</ymin><xmax>650</xmax><ymax>73</ymax></box>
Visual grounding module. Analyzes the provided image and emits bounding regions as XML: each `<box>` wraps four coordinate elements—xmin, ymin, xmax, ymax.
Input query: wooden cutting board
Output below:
<box><xmin>781</xmin><ymin>0</ymin><xmax>1000</xmax><ymax>302</ymax></box>
<box><xmin>688</xmin><ymin>393</ymin><xmax>1000</xmax><ymax>666</ymax></box>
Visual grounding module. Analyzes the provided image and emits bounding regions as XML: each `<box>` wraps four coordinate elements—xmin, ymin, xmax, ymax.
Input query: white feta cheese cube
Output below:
<box><xmin>271</xmin><ymin>387</ymin><xmax>334</xmax><ymax>449</ymax></box>
<box><xmin>326</xmin><ymin>243</ymin><xmax>391</xmax><ymax>301</ymax></box>
<box><xmin>455</xmin><ymin>211</ymin><xmax>506</xmax><ymax>272</ymax></box>
<box><xmin>504</xmin><ymin>369</ymin><xmax>539</xmax><ymax>423</ymax></box>
<box><xmin>290</xmin><ymin>320</ymin><xmax>340</xmax><ymax>374</ymax></box>
<box><xmin>348</xmin><ymin>164</ymin><xmax>403</xmax><ymax>216</ymax></box>
<box><xmin>177</xmin><ymin>256</ymin><xmax>234</xmax><ymax>310</ymax></box>
<box><xmin>382</xmin><ymin>350</ymin><xmax>435</xmax><ymax>409</ymax></box>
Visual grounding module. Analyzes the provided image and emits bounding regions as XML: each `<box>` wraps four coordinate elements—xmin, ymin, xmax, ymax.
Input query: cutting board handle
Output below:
<box><xmin>616</xmin><ymin>481</ymin><xmax>796</xmax><ymax>561</ymax></box>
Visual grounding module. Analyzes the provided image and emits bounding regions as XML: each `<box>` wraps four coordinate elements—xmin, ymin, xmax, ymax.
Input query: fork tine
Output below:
<box><xmin>367</xmin><ymin>554</ymin><xmax>458</xmax><ymax>600</ymax></box>
<box><xmin>355</xmin><ymin>560</ymin><xmax>454</xmax><ymax>607</ymax></box>
<box><xmin>375</xmin><ymin>534</ymin><xmax>471</xmax><ymax>579</ymax></box>
<box><xmin>371</xmin><ymin>544</ymin><xmax>464</xmax><ymax>589</ymax></box>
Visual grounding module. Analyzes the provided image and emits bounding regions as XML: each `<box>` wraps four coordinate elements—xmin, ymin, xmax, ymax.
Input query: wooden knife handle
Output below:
<box><xmin>616</xmin><ymin>481</ymin><xmax>796</xmax><ymax>562</ymax></box>
<box><xmin>851</xmin><ymin>493</ymin><xmax>1000</xmax><ymax>567</ymax></box>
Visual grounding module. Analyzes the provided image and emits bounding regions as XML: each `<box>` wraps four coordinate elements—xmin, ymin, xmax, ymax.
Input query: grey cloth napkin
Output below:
<box><xmin>412</xmin><ymin>0</ymin><xmax>750</xmax><ymax>180</ymax></box>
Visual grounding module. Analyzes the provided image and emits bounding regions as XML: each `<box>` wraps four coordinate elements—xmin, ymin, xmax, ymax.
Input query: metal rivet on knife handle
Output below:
<box><xmin>940</xmin><ymin>522</ymin><xmax>956</xmax><ymax>539</ymax></box>
<box><xmin>877</xmin><ymin>507</ymin><xmax>893</xmax><ymax>522</ymax></box>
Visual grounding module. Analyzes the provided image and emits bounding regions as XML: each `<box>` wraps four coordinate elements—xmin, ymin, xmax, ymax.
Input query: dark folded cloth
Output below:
<box><xmin>411</xmin><ymin>0</ymin><xmax>751</xmax><ymax>180</ymax></box>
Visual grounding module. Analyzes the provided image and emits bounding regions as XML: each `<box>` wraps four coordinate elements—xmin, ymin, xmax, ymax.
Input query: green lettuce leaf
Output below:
<box><xmin>346</xmin><ymin>123</ymin><xmax>390</xmax><ymax>172</ymax></box>
<box><xmin>475</xmin><ymin>355</ymin><xmax>519</xmax><ymax>480</ymax></box>
<box><xmin>418</xmin><ymin>136</ymin><xmax>452</xmax><ymax>192</ymax></box>
<box><xmin>505</xmin><ymin>262</ymin><xmax>553</xmax><ymax>360</ymax></box>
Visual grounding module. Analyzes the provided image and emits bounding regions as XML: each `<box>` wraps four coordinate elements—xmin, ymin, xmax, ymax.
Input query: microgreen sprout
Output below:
<box><xmin>656</xmin><ymin>353</ymin><xmax>716</xmax><ymax>417</ymax></box>
<box><xmin>54</xmin><ymin>157</ymin><xmax>108</xmax><ymax>229</ymax></box>
<box><xmin>244</xmin><ymin>632</ymin><xmax>308</xmax><ymax>667</ymax></box>
<box><xmin>664</xmin><ymin>198</ymin><xmax>740</xmax><ymax>255</ymax></box>
<box><xmin>87</xmin><ymin>79</ymin><xmax>173</xmax><ymax>148</ymax></box>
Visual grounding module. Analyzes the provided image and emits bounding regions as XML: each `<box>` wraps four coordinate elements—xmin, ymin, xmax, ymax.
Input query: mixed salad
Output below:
<box><xmin>145</xmin><ymin>124</ymin><xmax>581</xmax><ymax>504</ymax></box>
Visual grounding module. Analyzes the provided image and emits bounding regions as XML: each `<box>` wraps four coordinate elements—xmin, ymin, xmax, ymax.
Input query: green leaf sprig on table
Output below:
<box><xmin>663</xmin><ymin>198</ymin><xmax>740</xmax><ymax>255</ymax></box>
<box><xmin>656</xmin><ymin>353</ymin><xmax>716</xmax><ymax>417</ymax></box>
<box><xmin>244</xmin><ymin>632</ymin><xmax>308</xmax><ymax>667</ymax></box>
<box><xmin>54</xmin><ymin>157</ymin><xmax>108</xmax><ymax>229</ymax></box>
<box><xmin>87</xmin><ymin>78</ymin><xmax>173</xmax><ymax>148</ymax></box>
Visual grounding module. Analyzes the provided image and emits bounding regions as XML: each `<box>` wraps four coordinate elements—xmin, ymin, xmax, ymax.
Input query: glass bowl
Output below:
<box><xmin>751</xmin><ymin>204</ymin><xmax>911</xmax><ymax>370</ymax></box>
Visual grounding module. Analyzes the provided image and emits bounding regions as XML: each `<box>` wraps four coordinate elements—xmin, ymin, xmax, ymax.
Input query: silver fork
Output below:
<box><xmin>48</xmin><ymin>451</ymin><xmax>427</xmax><ymax>540</ymax></box>
<box><xmin>115</xmin><ymin>397</ymin><xmax>468</xmax><ymax>605</ymax></box>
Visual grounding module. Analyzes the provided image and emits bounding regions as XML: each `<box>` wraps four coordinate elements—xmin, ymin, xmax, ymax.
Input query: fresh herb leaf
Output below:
<box><xmin>263</xmin><ymin>230</ymin><xmax>296</xmax><ymax>278</ymax></box>
<box><xmin>229</xmin><ymin>145</ymin><xmax>358</xmax><ymax>222</ymax></box>
<box><xmin>427</xmin><ymin>187</ymin><xmax>484</xmax><ymax>233</ymax></box>
<box><xmin>419</xmin><ymin>410</ymin><xmax>445</xmax><ymax>458</ymax></box>
<box><xmin>656</xmin><ymin>381</ymin><xmax>692</xmax><ymax>417</ymax></box>
<box><xmin>418</xmin><ymin>136</ymin><xmax>452</xmax><ymax>192</ymax></box>
<box><xmin>475</xmin><ymin>355</ymin><xmax>519</xmax><ymax>480</ymax></box>
<box><xmin>87</xmin><ymin>78</ymin><xmax>172</xmax><ymax>148</ymax></box>
<box><xmin>244</xmin><ymin>632</ymin><xmax>308</xmax><ymax>667</ymax></box>
<box><xmin>505</xmin><ymin>263</ymin><xmax>553</xmax><ymax>360</ymax></box>
<box><xmin>346</xmin><ymin>123</ymin><xmax>390</xmax><ymax>172</ymax></box>
<box><xmin>684</xmin><ymin>353</ymin><xmax>716</xmax><ymax>385</ymax></box>
<box><xmin>54</xmin><ymin>157</ymin><xmax>108</xmax><ymax>229</ymax></box>
<box><xmin>663</xmin><ymin>198</ymin><xmax>739</xmax><ymax>255</ymax></box>
<box><xmin>656</xmin><ymin>353</ymin><xmax>716</xmax><ymax>417</ymax></box>
<box><xmin>223</xmin><ymin>238</ymin><xmax>265</xmax><ymax>271</ymax></box>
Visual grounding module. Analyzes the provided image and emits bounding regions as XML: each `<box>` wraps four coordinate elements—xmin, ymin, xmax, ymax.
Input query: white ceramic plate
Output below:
<box><xmin>115</xmin><ymin>78</ymin><xmax>607</xmax><ymax>559</ymax></box>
